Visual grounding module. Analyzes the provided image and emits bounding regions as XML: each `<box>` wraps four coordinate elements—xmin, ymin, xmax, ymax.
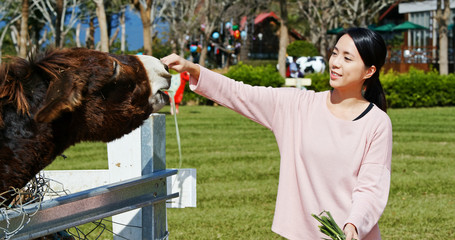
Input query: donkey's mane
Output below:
<box><xmin>0</xmin><ymin>49</ymin><xmax>78</xmax><ymax>127</ymax></box>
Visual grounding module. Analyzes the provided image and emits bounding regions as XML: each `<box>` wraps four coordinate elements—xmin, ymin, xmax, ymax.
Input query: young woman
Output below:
<box><xmin>161</xmin><ymin>27</ymin><xmax>392</xmax><ymax>240</ymax></box>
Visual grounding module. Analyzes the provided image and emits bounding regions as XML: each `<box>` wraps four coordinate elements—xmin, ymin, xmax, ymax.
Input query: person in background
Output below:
<box><xmin>161</xmin><ymin>27</ymin><xmax>392</xmax><ymax>240</ymax></box>
<box><xmin>172</xmin><ymin>71</ymin><xmax>189</xmax><ymax>114</ymax></box>
<box><xmin>289</xmin><ymin>56</ymin><xmax>299</xmax><ymax>78</ymax></box>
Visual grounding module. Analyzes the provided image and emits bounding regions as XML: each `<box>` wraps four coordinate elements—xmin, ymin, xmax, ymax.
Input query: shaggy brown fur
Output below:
<box><xmin>0</xmin><ymin>48</ymin><xmax>170</xmax><ymax>202</ymax></box>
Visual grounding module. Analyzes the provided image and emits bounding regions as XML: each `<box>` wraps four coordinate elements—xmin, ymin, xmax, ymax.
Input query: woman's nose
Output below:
<box><xmin>331</xmin><ymin>56</ymin><xmax>341</xmax><ymax>68</ymax></box>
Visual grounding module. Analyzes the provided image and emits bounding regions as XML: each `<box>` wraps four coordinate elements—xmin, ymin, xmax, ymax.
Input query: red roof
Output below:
<box><xmin>254</xmin><ymin>12</ymin><xmax>280</xmax><ymax>25</ymax></box>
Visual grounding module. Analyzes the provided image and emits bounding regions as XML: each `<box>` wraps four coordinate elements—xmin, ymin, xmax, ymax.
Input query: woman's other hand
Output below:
<box><xmin>344</xmin><ymin>223</ymin><xmax>359</xmax><ymax>240</ymax></box>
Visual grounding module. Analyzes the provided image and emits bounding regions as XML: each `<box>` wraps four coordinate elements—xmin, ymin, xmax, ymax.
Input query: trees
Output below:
<box><xmin>295</xmin><ymin>0</ymin><xmax>338</xmax><ymax>59</ymax></box>
<box><xmin>0</xmin><ymin>0</ymin><xmax>132</xmax><ymax>56</ymax></box>
<box><xmin>32</xmin><ymin>0</ymin><xmax>80</xmax><ymax>48</ymax></box>
<box><xmin>335</xmin><ymin>0</ymin><xmax>395</xmax><ymax>28</ymax></box>
<box><xmin>19</xmin><ymin>0</ymin><xmax>29</xmax><ymax>58</ymax></box>
<box><xmin>2</xmin><ymin>0</ymin><xmax>446</xmax><ymax>74</ymax></box>
<box><xmin>93</xmin><ymin>0</ymin><xmax>109</xmax><ymax>52</ymax></box>
<box><xmin>295</xmin><ymin>0</ymin><xmax>394</xmax><ymax>58</ymax></box>
<box><xmin>0</xmin><ymin>0</ymin><xmax>21</xmax><ymax>61</ymax></box>
<box><xmin>162</xmin><ymin>0</ymin><xmax>200</xmax><ymax>57</ymax></box>
<box><xmin>183</xmin><ymin>0</ymin><xmax>270</xmax><ymax>67</ymax></box>
<box><xmin>131</xmin><ymin>0</ymin><xmax>168</xmax><ymax>55</ymax></box>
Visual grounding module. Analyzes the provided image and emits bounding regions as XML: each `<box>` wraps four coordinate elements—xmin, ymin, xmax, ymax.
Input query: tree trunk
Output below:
<box><xmin>140</xmin><ymin>7</ymin><xmax>152</xmax><ymax>55</ymax></box>
<box><xmin>240</xmin><ymin>16</ymin><xmax>250</xmax><ymax>62</ymax></box>
<box><xmin>86</xmin><ymin>16</ymin><xmax>96</xmax><ymax>49</ymax></box>
<box><xmin>120</xmin><ymin>7</ymin><xmax>126</xmax><ymax>54</ymax></box>
<box><xmin>10</xmin><ymin>25</ymin><xmax>20</xmax><ymax>53</ymax></box>
<box><xmin>278</xmin><ymin>0</ymin><xmax>289</xmax><ymax>78</ymax></box>
<box><xmin>55</xmin><ymin>0</ymin><xmax>64</xmax><ymax>48</ymax></box>
<box><xmin>109</xmin><ymin>27</ymin><xmax>120</xmax><ymax>47</ymax></box>
<box><xmin>95</xmin><ymin>0</ymin><xmax>109</xmax><ymax>52</ymax></box>
<box><xmin>19</xmin><ymin>0</ymin><xmax>29</xmax><ymax>58</ymax></box>
<box><xmin>179</xmin><ymin>35</ymin><xmax>186</xmax><ymax>58</ymax></box>
<box><xmin>436</xmin><ymin>0</ymin><xmax>450</xmax><ymax>75</ymax></box>
<box><xmin>0</xmin><ymin>25</ymin><xmax>11</xmax><ymax>63</ymax></box>
<box><xmin>132</xmin><ymin>0</ymin><xmax>154</xmax><ymax>55</ymax></box>
<box><xmin>76</xmin><ymin>23</ymin><xmax>81</xmax><ymax>47</ymax></box>
<box><xmin>199</xmin><ymin>39</ymin><xmax>208</xmax><ymax>67</ymax></box>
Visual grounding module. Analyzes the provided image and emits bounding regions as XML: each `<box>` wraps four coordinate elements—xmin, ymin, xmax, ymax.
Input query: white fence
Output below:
<box><xmin>0</xmin><ymin>113</ymin><xmax>195</xmax><ymax>239</ymax></box>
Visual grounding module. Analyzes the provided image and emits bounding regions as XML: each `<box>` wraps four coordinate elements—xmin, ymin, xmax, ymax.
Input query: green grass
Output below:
<box><xmin>46</xmin><ymin>106</ymin><xmax>455</xmax><ymax>239</ymax></box>
<box><xmin>382</xmin><ymin>107</ymin><xmax>455</xmax><ymax>239</ymax></box>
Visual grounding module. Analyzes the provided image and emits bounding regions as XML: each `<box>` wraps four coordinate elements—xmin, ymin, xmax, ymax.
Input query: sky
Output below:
<box><xmin>79</xmin><ymin>7</ymin><xmax>169</xmax><ymax>51</ymax></box>
<box><xmin>0</xmin><ymin>7</ymin><xmax>166</xmax><ymax>52</ymax></box>
<box><xmin>79</xmin><ymin>7</ymin><xmax>152</xmax><ymax>51</ymax></box>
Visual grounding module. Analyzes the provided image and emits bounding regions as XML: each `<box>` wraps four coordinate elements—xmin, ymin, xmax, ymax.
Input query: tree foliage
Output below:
<box><xmin>287</xmin><ymin>40</ymin><xmax>319</xmax><ymax>57</ymax></box>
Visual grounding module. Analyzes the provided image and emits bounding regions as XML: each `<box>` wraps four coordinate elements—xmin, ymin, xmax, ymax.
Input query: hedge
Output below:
<box><xmin>381</xmin><ymin>68</ymin><xmax>455</xmax><ymax>108</ymax></box>
<box><xmin>287</xmin><ymin>40</ymin><xmax>320</xmax><ymax>57</ymax></box>
<box><xmin>224</xmin><ymin>62</ymin><xmax>284</xmax><ymax>87</ymax></box>
<box><xmin>180</xmin><ymin>65</ymin><xmax>455</xmax><ymax>109</ymax></box>
<box><xmin>307</xmin><ymin>67</ymin><xmax>455</xmax><ymax>108</ymax></box>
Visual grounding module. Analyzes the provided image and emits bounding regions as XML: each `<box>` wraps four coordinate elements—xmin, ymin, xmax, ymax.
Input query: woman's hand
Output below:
<box><xmin>160</xmin><ymin>54</ymin><xmax>200</xmax><ymax>79</ymax></box>
<box><xmin>344</xmin><ymin>223</ymin><xmax>359</xmax><ymax>240</ymax></box>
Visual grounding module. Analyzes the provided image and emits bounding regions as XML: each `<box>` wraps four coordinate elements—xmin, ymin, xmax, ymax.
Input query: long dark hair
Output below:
<box><xmin>336</xmin><ymin>28</ymin><xmax>388</xmax><ymax>112</ymax></box>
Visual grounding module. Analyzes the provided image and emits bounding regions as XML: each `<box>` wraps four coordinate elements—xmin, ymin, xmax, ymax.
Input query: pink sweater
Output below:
<box><xmin>190</xmin><ymin>67</ymin><xmax>392</xmax><ymax>240</ymax></box>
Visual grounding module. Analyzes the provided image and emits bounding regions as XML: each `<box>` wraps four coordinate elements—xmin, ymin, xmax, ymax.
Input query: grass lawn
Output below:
<box><xmin>47</xmin><ymin>105</ymin><xmax>455</xmax><ymax>239</ymax></box>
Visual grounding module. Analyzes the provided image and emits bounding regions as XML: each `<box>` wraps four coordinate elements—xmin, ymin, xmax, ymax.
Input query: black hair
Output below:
<box><xmin>336</xmin><ymin>27</ymin><xmax>388</xmax><ymax>112</ymax></box>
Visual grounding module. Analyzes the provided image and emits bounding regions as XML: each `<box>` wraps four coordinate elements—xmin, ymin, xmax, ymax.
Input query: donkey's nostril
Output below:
<box><xmin>163</xmin><ymin>64</ymin><xmax>169</xmax><ymax>73</ymax></box>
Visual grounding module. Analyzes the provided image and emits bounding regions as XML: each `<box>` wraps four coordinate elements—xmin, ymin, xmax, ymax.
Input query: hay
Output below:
<box><xmin>0</xmin><ymin>173</ymin><xmax>49</xmax><ymax>239</ymax></box>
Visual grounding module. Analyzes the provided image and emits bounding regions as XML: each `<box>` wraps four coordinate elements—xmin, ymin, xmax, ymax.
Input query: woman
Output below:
<box><xmin>161</xmin><ymin>28</ymin><xmax>392</xmax><ymax>240</ymax></box>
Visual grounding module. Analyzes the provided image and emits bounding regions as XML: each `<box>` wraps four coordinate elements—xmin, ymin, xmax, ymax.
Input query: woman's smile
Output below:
<box><xmin>330</xmin><ymin>70</ymin><xmax>342</xmax><ymax>80</ymax></box>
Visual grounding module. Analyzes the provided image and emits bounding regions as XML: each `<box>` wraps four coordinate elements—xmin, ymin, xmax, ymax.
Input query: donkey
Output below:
<box><xmin>0</xmin><ymin>48</ymin><xmax>171</xmax><ymax>202</ymax></box>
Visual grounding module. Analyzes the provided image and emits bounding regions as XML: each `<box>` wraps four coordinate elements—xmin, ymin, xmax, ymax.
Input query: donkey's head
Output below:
<box><xmin>29</xmin><ymin>48</ymin><xmax>171</xmax><ymax>141</ymax></box>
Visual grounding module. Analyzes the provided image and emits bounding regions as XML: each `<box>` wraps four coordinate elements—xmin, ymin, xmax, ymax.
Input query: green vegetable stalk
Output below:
<box><xmin>312</xmin><ymin>211</ymin><xmax>356</xmax><ymax>240</ymax></box>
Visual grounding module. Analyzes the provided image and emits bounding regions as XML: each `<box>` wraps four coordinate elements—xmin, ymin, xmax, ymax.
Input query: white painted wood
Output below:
<box><xmin>284</xmin><ymin>78</ymin><xmax>312</xmax><ymax>87</ymax></box>
<box><xmin>41</xmin><ymin>170</ymin><xmax>109</xmax><ymax>199</ymax></box>
<box><xmin>167</xmin><ymin>169</ymin><xmax>197</xmax><ymax>208</ymax></box>
<box><xmin>41</xmin><ymin>169</ymin><xmax>197</xmax><ymax>209</ymax></box>
<box><xmin>107</xmin><ymin>114</ymin><xmax>167</xmax><ymax>240</ymax></box>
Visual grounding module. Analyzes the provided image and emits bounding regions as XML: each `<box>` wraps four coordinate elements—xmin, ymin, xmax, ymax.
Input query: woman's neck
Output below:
<box><xmin>327</xmin><ymin>89</ymin><xmax>370</xmax><ymax>120</ymax></box>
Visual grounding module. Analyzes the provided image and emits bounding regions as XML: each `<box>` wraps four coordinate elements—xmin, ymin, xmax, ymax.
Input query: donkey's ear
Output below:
<box><xmin>34</xmin><ymin>75</ymin><xmax>84</xmax><ymax>123</ymax></box>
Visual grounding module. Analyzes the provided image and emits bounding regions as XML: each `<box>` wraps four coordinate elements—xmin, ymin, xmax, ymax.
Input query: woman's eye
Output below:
<box><xmin>332</xmin><ymin>51</ymin><xmax>337</xmax><ymax>56</ymax></box>
<box><xmin>344</xmin><ymin>57</ymin><xmax>352</xmax><ymax>61</ymax></box>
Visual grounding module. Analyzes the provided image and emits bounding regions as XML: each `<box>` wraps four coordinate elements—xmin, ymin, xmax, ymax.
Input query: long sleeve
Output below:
<box><xmin>189</xmin><ymin>66</ymin><xmax>291</xmax><ymax>130</ymax></box>
<box><xmin>344</xmin><ymin>115</ymin><xmax>393</xmax><ymax>238</ymax></box>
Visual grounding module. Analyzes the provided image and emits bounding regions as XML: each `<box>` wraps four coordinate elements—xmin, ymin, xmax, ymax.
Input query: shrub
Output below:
<box><xmin>304</xmin><ymin>68</ymin><xmax>455</xmax><ymax>109</ymax></box>
<box><xmin>381</xmin><ymin>68</ymin><xmax>455</xmax><ymax>108</ymax></box>
<box><xmin>181</xmin><ymin>83</ymin><xmax>214</xmax><ymax>105</ymax></box>
<box><xmin>306</xmin><ymin>72</ymin><xmax>331</xmax><ymax>92</ymax></box>
<box><xmin>224</xmin><ymin>62</ymin><xmax>285</xmax><ymax>87</ymax></box>
<box><xmin>287</xmin><ymin>40</ymin><xmax>320</xmax><ymax>57</ymax></box>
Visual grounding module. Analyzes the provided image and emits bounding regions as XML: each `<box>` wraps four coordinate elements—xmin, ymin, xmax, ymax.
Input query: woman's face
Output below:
<box><xmin>329</xmin><ymin>34</ymin><xmax>375</xmax><ymax>92</ymax></box>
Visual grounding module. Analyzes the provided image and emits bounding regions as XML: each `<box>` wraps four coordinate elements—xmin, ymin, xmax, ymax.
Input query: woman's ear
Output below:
<box><xmin>363</xmin><ymin>65</ymin><xmax>377</xmax><ymax>79</ymax></box>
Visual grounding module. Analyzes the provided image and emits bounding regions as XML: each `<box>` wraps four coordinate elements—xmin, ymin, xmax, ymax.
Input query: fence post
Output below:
<box><xmin>107</xmin><ymin>113</ymin><xmax>168</xmax><ymax>239</ymax></box>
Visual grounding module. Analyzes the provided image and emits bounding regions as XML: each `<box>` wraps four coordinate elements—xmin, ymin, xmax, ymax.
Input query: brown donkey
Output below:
<box><xmin>0</xmin><ymin>48</ymin><xmax>171</xmax><ymax>203</ymax></box>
